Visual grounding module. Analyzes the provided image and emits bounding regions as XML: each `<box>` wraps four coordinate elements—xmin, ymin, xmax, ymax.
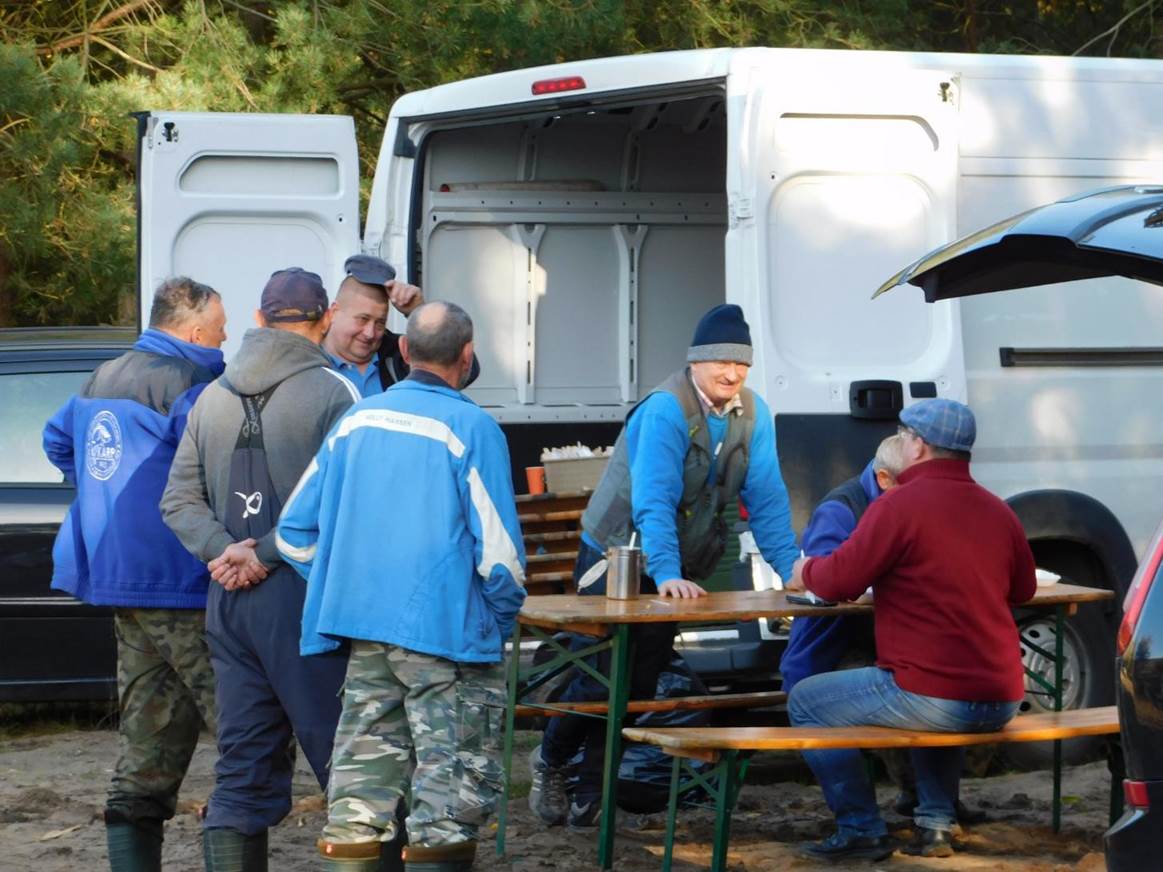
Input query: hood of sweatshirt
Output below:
<box><xmin>134</xmin><ymin>328</ymin><xmax>226</xmax><ymax>376</ymax></box>
<box><xmin>224</xmin><ymin>327</ymin><xmax>332</xmax><ymax>395</ymax></box>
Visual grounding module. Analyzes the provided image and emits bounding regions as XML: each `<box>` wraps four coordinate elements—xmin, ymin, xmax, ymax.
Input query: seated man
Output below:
<box><xmin>786</xmin><ymin>398</ymin><xmax>1036</xmax><ymax>861</ymax></box>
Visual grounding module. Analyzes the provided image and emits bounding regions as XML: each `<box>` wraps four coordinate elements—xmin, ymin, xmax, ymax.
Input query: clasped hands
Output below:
<box><xmin>208</xmin><ymin>538</ymin><xmax>269</xmax><ymax>590</ymax></box>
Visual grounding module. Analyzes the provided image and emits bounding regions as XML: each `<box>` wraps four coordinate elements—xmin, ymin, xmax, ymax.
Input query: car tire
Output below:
<box><xmin>1001</xmin><ymin>552</ymin><xmax>1118</xmax><ymax>770</ymax></box>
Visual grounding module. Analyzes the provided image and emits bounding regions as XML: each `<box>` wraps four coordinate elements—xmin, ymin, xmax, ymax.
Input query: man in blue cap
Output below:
<box><xmin>324</xmin><ymin>255</ymin><xmax>479</xmax><ymax>396</ymax></box>
<box><xmin>530</xmin><ymin>303</ymin><xmax>800</xmax><ymax>828</ymax></box>
<box><xmin>786</xmin><ymin>398</ymin><xmax>1037</xmax><ymax>861</ymax></box>
<box><xmin>162</xmin><ymin>268</ymin><xmax>359</xmax><ymax>871</ymax></box>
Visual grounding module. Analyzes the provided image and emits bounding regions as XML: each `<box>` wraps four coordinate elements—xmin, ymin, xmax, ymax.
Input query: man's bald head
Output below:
<box><xmin>405</xmin><ymin>301</ymin><xmax>473</xmax><ymax>366</ymax></box>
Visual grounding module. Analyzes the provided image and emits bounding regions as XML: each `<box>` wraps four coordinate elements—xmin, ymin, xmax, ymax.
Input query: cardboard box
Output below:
<box><xmin>543</xmin><ymin>456</ymin><xmax>609</xmax><ymax>493</ymax></box>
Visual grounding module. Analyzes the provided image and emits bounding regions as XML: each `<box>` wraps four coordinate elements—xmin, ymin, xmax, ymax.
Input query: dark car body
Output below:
<box><xmin>0</xmin><ymin>327</ymin><xmax>133</xmax><ymax>701</ymax></box>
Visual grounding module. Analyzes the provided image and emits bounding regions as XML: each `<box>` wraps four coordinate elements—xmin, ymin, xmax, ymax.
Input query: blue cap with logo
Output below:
<box><xmin>899</xmin><ymin>398</ymin><xmax>976</xmax><ymax>453</ymax></box>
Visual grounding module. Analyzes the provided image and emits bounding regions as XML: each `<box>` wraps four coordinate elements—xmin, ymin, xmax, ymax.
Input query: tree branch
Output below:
<box><xmin>36</xmin><ymin>0</ymin><xmax>162</xmax><ymax>56</ymax></box>
<box><xmin>1073</xmin><ymin>0</ymin><xmax>1155</xmax><ymax>56</ymax></box>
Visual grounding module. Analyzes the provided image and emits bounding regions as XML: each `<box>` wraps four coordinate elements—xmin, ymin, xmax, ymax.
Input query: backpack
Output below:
<box><xmin>223</xmin><ymin>380</ymin><xmax>282</xmax><ymax>541</ymax></box>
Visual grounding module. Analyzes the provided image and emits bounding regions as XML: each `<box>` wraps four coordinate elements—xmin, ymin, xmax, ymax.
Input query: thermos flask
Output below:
<box><xmin>605</xmin><ymin>544</ymin><xmax>641</xmax><ymax>600</ymax></box>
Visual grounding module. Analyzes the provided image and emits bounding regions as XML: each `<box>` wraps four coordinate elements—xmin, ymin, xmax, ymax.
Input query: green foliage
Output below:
<box><xmin>0</xmin><ymin>0</ymin><xmax>1161</xmax><ymax>326</ymax></box>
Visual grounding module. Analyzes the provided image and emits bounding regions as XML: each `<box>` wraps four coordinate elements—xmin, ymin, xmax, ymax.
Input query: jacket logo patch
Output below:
<box><xmin>234</xmin><ymin>490</ymin><xmax>264</xmax><ymax>519</ymax></box>
<box><xmin>85</xmin><ymin>410</ymin><xmax>123</xmax><ymax>481</ymax></box>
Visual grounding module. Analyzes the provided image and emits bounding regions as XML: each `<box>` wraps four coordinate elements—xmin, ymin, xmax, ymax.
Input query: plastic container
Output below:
<box><xmin>543</xmin><ymin>456</ymin><xmax>609</xmax><ymax>493</ymax></box>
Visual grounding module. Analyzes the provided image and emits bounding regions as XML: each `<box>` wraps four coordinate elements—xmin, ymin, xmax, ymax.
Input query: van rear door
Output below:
<box><xmin>730</xmin><ymin>56</ymin><xmax>966</xmax><ymax>524</ymax></box>
<box><xmin>135</xmin><ymin>112</ymin><xmax>359</xmax><ymax>357</ymax></box>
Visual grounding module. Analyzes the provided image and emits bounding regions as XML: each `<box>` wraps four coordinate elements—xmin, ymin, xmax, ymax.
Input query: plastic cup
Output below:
<box><xmin>526</xmin><ymin>466</ymin><xmax>546</xmax><ymax>495</ymax></box>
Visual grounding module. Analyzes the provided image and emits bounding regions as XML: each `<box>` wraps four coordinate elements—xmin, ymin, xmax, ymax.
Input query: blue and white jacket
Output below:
<box><xmin>278</xmin><ymin>371</ymin><xmax>527</xmax><ymax>662</ymax></box>
<box><xmin>43</xmin><ymin>330</ymin><xmax>224</xmax><ymax>608</ymax></box>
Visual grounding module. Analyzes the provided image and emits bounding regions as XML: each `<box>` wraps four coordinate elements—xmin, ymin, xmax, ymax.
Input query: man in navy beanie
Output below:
<box><xmin>529</xmin><ymin>303</ymin><xmax>800</xmax><ymax>828</ymax></box>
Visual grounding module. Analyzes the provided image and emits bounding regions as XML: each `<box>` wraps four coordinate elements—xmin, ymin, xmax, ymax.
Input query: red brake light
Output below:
<box><xmin>1124</xmin><ymin>779</ymin><xmax>1151</xmax><ymax>809</ymax></box>
<box><xmin>531</xmin><ymin>76</ymin><xmax>586</xmax><ymax>96</ymax></box>
<box><xmin>1117</xmin><ymin>536</ymin><xmax>1163</xmax><ymax>654</ymax></box>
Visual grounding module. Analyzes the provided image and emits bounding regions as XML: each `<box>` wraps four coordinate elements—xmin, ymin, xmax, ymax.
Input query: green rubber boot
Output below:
<box><xmin>402</xmin><ymin>841</ymin><xmax>476</xmax><ymax>872</ymax></box>
<box><xmin>318</xmin><ymin>838</ymin><xmax>382</xmax><ymax>871</ymax></box>
<box><xmin>105</xmin><ymin>821</ymin><xmax>162</xmax><ymax>872</ymax></box>
<box><xmin>202</xmin><ymin>827</ymin><xmax>268</xmax><ymax>872</ymax></box>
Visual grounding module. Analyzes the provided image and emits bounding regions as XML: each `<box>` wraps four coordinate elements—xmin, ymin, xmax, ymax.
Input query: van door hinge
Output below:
<box><xmin>938</xmin><ymin>80</ymin><xmax>957</xmax><ymax>105</ymax></box>
<box><xmin>729</xmin><ymin>197</ymin><xmax>753</xmax><ymax>226</ymax></box>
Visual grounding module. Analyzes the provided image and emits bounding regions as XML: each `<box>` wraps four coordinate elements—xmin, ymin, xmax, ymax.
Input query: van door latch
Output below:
<box><xmin>849</xmin><ymin>380</ymin><xmax>903</xmax><ymax>420</ymax></box>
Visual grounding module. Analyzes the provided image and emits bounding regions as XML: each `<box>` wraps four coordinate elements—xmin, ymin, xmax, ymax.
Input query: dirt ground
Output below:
<box><xmin>0</xmin><ymin>728</ymin><xmax>1113</xmax><ymax>871</ymax></box>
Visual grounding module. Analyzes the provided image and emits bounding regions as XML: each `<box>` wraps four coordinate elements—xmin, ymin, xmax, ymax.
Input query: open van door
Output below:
<box><xmin>727</xmin><ymin>55</ymin><xmax>965</xmax><ymax>523</ymax></box>
<box><xmin>136</xmin><ymin>112</ymin><xmax>360</xmax><ymax>358</ymax></box>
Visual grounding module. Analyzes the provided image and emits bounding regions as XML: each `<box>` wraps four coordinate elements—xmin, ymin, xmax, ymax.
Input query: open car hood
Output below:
<box><xmin>874</xmin><ymin>185</ymin><xmax>1163</xmax><ymax>301</ymax></box>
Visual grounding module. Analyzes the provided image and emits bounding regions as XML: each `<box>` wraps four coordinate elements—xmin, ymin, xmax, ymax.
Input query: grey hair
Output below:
<box><xmin>405</xmin><ymin>301</ymin><xmax>473</xmax><ymax>366</ymax></box>
<box><xmin>149</xmin><ymin>277</ymin><xmax>220</xmax><ymax>330</ymax></box>
<box><xmin>872</xmin><ymin>434</ymin><xmax>908</xmax><ymax>478</ymax></box>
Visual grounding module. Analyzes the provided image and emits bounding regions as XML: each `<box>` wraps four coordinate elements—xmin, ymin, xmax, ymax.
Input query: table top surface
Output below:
<box><xmin>517</xmin><ymin>582</ymin><xmax>1114</xmax><ymax>628</ymax></box>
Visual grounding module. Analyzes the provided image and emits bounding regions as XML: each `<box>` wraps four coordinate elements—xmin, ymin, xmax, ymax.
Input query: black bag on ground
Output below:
<box><xmin>223</xmin><ymin>381</ymin><xmax>282</xmax><ymax>541</ymax></box>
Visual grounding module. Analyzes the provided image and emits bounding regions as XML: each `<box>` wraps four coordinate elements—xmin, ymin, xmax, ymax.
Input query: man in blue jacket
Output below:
<box><xmin>278</xmin><ymin>301</ymin><xmax>526</xmax><ymax>872</ymax></box>
<box><xmin>43</xmin><ymin>277</ymin><xmax>227</xmax><ymax>872</ymax></box>
<box><xmin>530</xmin><ymin>303</ymin><xmax>800</xmax><ymax>828</ymax></box>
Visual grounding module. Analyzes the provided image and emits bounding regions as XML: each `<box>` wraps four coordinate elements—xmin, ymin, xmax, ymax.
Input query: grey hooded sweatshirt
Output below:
<box><xmin>162</xmin><ymin>327</ymin><xmax>358</xmax><ymax>567</ymax></box>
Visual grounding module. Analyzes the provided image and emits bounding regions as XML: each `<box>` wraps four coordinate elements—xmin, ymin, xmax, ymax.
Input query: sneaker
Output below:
<box><xmin>567</xmin><ymin>798</ymin><xmax>600</xmax><ymax>829</ymax></box>
<box><xmin>902</xmin><ymin>826</ymin><xmax>954</xmax><ymax>858</ymax></box>
<box><xmin>797</xmin><ymin>832</ymin><xmax>894</xmax><ymax>862</ymax></box>
<box><xmin>528</xmin><ymin>746</ymin><xmax>568</xmax><ymax>825</ymax></box>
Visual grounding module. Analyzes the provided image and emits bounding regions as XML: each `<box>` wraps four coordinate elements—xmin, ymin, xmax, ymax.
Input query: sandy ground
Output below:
<box><xmin>0</xmin><ymin>728</ymin><xmax>1114</xmax><ymax>871</ymax></box>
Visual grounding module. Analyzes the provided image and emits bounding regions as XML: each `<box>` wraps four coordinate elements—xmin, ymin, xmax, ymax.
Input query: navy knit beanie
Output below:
<box><xmin>687</xmin><ymin>304</ymin><xmax>753</xmax><ymax>365</ymax></box>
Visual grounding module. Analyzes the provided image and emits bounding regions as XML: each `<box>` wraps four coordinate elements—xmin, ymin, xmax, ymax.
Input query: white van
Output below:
<box><xmin>136</xmin><ymin>47</ymin><xmax>1163</xmax><ymax>757</ymax></box>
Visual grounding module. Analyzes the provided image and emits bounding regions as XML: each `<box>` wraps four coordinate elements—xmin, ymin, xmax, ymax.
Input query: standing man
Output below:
<box><xmin>161</xmin><ymin>268</ymin><xmax>359</xmax><ymax>871</ymax></box>
<box><xmin>531</xmin><ymin>303</ymin><xmax>800</xmax><ymax>828</ymax></box>
<box><xmin>43</xmin><ymin>277</ymin><xmax>226</xmax><ymax>872</ymax></box>
<box><xmin>325</xmin><ymin>254</ymin><xmax>480</xmax><ymax>395</ymax></box>
<box><xmin>787</xmin><ymin>398</ymin><xmax>1037</xmax><ymax>861</ymax></box>
<box><xmin>277</xmin><ymin>301</ymin><xmax>526</xmax><ymax>872</ymax></box>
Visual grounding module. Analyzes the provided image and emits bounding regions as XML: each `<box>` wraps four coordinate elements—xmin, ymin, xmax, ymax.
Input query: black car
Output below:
<box><xmin>0</xmin><ymin>327</ymin><xmax>133</xmax><ymax>701</ymax></box>
<box><xmin>877</xmin><ymin>185</ymin><xmax>1163</xmax><ymax>869</ymax></box>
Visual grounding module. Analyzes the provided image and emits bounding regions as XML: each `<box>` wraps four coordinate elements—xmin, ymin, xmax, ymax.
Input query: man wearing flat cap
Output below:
<box><xmin>530</xmin><ymin>303</ymin><xmax>800</xmax><ymax>829</ymax></box>
<box><xmin>785</xmin><ymin>398</ymin><xmax>1037</xmax><ymax>862</ymax></box>
<box><xmin>326</xmin><ymin>254</ymin><xmax>480</xmax><ymax>396</ymax></box>
<box><xmin>162</xmin><ymin>267</ymin><xmax>360</xmax><ymax>871</ymax></box>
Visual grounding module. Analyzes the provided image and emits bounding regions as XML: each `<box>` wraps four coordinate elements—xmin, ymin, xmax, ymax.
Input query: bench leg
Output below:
<box><xmin>710</xmin><ymin>751</ymin><xmax>743</xmax><ymax>872</ymax></box>
<box><xmin>663</xmin><ymin>756</ymin><xmax>680</xmax><ymax>872</ymax></box>
<box><xmin>597</xmin><ymin>625</ymin><xmax>631</xmax><ymax>870</ymax></box>
<box><xmin>1052</xmin><ymin>604</ymin><xmax>1065</xmax><ymax>834</ymax></box>
<box><xmin>497</xmin><ymin>621</ymin><xmax>523</xmax><ymax>856</ymax></box>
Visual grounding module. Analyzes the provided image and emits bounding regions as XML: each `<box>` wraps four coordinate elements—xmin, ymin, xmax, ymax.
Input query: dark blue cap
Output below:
<box><xmin>687</xmin><ymin>304</ymin><xmax>753</xmax><ymax>365</ymax></box>
<box><xmin>900</xmin><ymin>399</ymin><xmax>976</xmax><ymax>453</ymax></box>
<box><xmin>345</xmin><ymin>254</ymin><xmax>397</xmax><ymax>286</ymax></box>
<box><xmin>260</xmin><ymin>268</ymin><xmax>327</xmax><ymax>322</ymax></box>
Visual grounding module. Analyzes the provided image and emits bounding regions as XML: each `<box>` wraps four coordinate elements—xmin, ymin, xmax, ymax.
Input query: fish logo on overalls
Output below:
<box><xmin>85</xmin><ymin>410</ymin><xmax>123</xmax><ymax>481</ymax></box>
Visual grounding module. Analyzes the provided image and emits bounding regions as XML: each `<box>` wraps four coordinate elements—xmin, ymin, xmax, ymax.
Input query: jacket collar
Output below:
<box><xmin>394</xmin><ymin>368</ymin><xmax>472</xmax><ymax>401</ymax></box>
<box><xmin>897</xmin><ymin>458</ymin><xmax>973</xmax><ymax>486</ymax></box>
<box><xmin>134</xmin><ymin>328</ymin><xmax>225</xmax><ymax>376</ymax></box>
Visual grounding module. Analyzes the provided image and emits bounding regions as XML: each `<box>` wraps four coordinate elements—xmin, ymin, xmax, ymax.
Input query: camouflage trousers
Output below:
<box><xmin>323</xmin><ymin>641</ymin><xmax>506</xmax><ymax>847</ymax></box>
<box><xmin>107</xmin><ymin>608</ymin><xmax>217</xmax><ymax>823</ymax></box>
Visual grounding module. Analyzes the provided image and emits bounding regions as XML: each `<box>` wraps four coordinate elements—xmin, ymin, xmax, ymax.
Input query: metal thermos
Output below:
<box><xmin>606</xmin><ymin>545</ymin><xmax>641</xmax><ymax>599</ymax></box>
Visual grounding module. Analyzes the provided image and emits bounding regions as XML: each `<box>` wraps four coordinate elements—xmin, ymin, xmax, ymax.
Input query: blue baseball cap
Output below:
<box><xmin>899</xmin><ymin>398</ymin><xmax>976</xmax><ymax>453</ymax></box>
<box><xmin>260</xmin><ymin>268</ymin><xmax>327</xmax><ymax>322</ymax></box>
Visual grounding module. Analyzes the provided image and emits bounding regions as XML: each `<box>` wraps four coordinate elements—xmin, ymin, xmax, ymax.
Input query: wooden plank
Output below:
<box><xmin>517</xmin><ymin>690</ymin><xmax>787</xmax><ymax>718</ymax></box>
<box><xmin>518</xmin><ymin>509</ymin><xmax>584</xmax><ymax>524</ymax></box>
<box><xmin>622</xmin><ymin>706</ymin><xmax>1119</xmax><ymax>753</ymax></box>
<box><xmin>524</xmin><ymin>530</ymin><xmax>583</xmax><ymax>544</ymax></box>
<box><xmin>517</xmin><ymin>583</ymin><xmax>1114</xmax><ymax>627</ymax></box>
<box><xmin>527</xmin><ymin>551</ymin><xmax>579</xmax><ymax>566</ymax></box>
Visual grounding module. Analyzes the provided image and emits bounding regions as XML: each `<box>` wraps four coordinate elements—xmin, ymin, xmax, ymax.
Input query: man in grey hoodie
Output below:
<box><xmin>162</xmin><ymin>268</ymin><xmax>359</xmax><ymax>872</ymax></box>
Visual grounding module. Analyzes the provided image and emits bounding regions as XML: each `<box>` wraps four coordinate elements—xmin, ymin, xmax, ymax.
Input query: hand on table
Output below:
<box><xmin>785</xmin><ymin>556</ymin><xmax>811</xmax><ymax>592</ymax></box>
<box><xmin>657</xmin><ymin>578</ymin><xmax>707</xmax><ymax>599</ymax></box>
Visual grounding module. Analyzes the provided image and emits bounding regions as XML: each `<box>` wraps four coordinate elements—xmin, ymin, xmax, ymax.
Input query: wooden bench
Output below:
<box><xmin>515</xmin><ymin>491</ymin><xmax>588</xmax><ymax>595</ymax></box>
<box><xmin>623</xmin><ymin>706</ymin><xmax>1121</xmax><ymax>872</ymax></box>
<box><xmin>516</xmin><ymin>689</ymin><xmax>786</xmax><ymax>719</ymax></box>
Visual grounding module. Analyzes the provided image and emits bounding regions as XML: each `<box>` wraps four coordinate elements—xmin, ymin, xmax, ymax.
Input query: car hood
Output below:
<box><xmin>874</xmin><ymin>185</ymin><xmax>1163</xmax><ymax>301</ymax></box>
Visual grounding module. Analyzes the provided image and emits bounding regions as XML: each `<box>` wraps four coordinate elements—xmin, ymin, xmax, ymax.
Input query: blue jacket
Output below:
<box><xmin>43</xmin><ymin>330</ymin><xmax>225</xmax><ymax>608</ymax></box>
<box><xmin>778</xmin><ymin>460</ymin><xmax>881</xmax><ymax>691</ymax></box>
<box><xmin>618</xmin><ymin>390</ymin><xmax>798</xmax><ymax>583</ymax></box>
<box><xmin>278</xmin><ymin>371</ymin><xmax>528</xmax><ymax>662</ymax></box>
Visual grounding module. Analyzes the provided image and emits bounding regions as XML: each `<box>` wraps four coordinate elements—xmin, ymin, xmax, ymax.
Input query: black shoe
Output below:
<box><xmin>892</xmin><ymin>790</ymin><xmax>917</xmax><ymax>816</ymax></box>
<box><xmin>797</xmin><ymin>832</ymin><xmax>894</xmax><ymax>862</ymax></box>
<box><xmin>567</xmin><ymin>798</ymin><xmax>600</xmax><ymax>829</ymax></box>
<box><xmin>902</xmin><ymin>826</ymin><xmax>955</xmax><ymax>858</ymax></box>
<box><xmin>954</xmin><ymin>800</ymin><xmax>988</xmax><ymax>825</ymax></box>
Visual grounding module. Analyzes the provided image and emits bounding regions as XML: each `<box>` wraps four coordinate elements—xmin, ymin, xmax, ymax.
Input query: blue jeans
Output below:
<box><xmin>787</xmin><ymin>667</ymin><xmax>1019</xmax><ymax>835</ymax></box>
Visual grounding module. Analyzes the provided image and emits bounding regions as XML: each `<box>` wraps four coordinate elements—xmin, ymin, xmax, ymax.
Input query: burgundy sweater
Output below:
<box><xmin>802</xmin><ymin>459</ymin><xmax>1036</xmax><ymax>702</ymax></box>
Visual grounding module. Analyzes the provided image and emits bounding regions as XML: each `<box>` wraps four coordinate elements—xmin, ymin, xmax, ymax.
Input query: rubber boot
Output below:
<box><xmin>402</xmin><ymin>841</ymin><xmax>476</xmax><ymax>872</ymax></box>
<box><xmin>379</xmin><ymin>823</ymin><xmax>407</xmax><ymax>872</ymax></box>
<box><xmin>203</xmin><ymin>827</ymin><xmax>268</xmax><ymax>872</ymax></box>
<box><xmin>318</xmin><ymin>838</ymin><xmax>382</xmax><ymax>871</ymax></box>
<box><xmin>105</xmin><ymin>819</ymin><xmax>162</xmax><ymax>872</ymax></box>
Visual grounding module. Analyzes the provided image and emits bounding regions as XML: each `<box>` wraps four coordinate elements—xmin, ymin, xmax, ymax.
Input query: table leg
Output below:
<box><xmin>710</xmin><ymin>751</ymin><xmax>740</xmax><ymax>872</ymax></box>
<box><xmin>1052</xmin><ymin>603</ymin><xmax>1065</xmax><ymax>834</ymax></box>
<box><xmin>496</xmin><ymin>620</ymin><xmax>523</xmax><ymax>856</ymax></box>
<box><xmin>597</xmin><ymin>624</ymin><xmax>631</xmax><ymax>870</ymax></box>
<box><xmin>662</xmin><ymin>756</ymin><xmax>680</xmax><ymax>872</ymax></box>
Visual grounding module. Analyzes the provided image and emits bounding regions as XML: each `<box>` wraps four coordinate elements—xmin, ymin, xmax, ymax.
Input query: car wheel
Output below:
<box><xmin>1001</xmin><ymin>564</ymin><xmax>1117</xmax><ymax>770</ymax></box>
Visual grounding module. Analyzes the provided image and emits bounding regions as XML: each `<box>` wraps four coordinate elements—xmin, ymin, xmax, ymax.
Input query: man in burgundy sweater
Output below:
<box><xmin>786</xmin><ymin>398</ymin><xmax>1036</xmax><ymax>861</ymax></box>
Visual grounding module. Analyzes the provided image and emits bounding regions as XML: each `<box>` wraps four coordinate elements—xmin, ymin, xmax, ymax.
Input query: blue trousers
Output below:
<box><xmin>787</xmin><ymin>667</ymin><xmax>1019</xmax><ymax>835</ymax></box>
<box><xmin>203</xmin><ymin>567</ymin><xmax>348</xmax><ymax>835</ymax></box>
<box><xmin>540</xmin><ymin>541</ymin><xmax>677</xmax><ymax>804</ymax></box>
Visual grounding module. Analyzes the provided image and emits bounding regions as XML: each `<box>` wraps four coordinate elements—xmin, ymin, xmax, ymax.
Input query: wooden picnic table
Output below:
<box><xmin>496</xmin><ymin>582</ymin><xmax>1114</xmax><ymax>868</ymax></box>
